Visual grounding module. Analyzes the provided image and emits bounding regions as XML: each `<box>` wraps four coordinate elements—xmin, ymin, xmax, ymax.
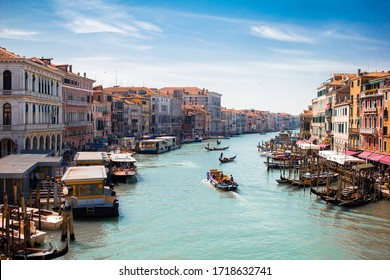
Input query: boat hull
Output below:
<box><xmin>206</xmin><ymin>171</ymin><xmax>238</xmax><ymax>192</ymax></box>
<box><xmin>72</xmin><ymin>200</ymin><xmax>119</xmax><ymax>218</ymax></box>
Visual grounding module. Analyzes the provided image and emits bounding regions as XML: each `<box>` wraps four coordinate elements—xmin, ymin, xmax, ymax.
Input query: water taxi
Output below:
<box><xmin>138</xmin><ymin>138</ymin><xmax>169</xmax><ymax>154</ymax></box>
<box><xmin>61</xmin><ymin>166</ymin><xmax>119</xmax><ymax>218</ymax></box>
<box><xmin>206</xmin><ymin>169</ymin><xmax>238</xmax><ymax>191</ymax></box>
<box><xmin>109</xmin><ymin>152</ymin><xmax>137</xmax><ymax>183</ymax></box>
<box><xmin>156</xmin><ymin>136</ymin><xmax>181</xmax><ymax>151</ymax></box>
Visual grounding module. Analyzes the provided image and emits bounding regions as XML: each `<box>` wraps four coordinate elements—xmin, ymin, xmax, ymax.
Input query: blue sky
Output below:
<box><xmin>1</xmin><ymin>0</ymin><xmax>390</xmax><ymax>115</ymax></box>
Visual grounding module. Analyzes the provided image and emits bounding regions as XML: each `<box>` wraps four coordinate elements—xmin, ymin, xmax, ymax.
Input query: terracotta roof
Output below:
<box><xmin>105</xmin><ymin>86</ymin><xmax>159</xmax><ymax>95</ymax></box>
<box><xmin>160</xmin><ymin>87</ymin><xmax>208</xmax><ymax>95</ymax></box>
<box><xmin>0</xmin><ymin>47</ymin><xmax>21</xmax><ymax>59</ymax></box>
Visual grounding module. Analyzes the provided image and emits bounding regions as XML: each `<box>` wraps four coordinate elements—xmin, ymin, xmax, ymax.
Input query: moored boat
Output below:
<box><xmin>206</xmin><ymin>169</ymin><xmax>238</xmax><ymax>191</ymax></box>
<box><xmin>12</xmin><ymin>241</ymin><xmax>69</xmax><ymax>260</ymax></box>
<box><xmin>61</xmin><ymin>166</ymin><xmax>119</xmax><ymax>218</ymax></box>
<box><xmin>30</xmin><ymin>208</ymin><xmax>62</xmax><ymax>230</ymax></box>
<box><xmin>109</xmin><ymin>152</ymin><xmax>137</xmax><ymax>183</ymax></box>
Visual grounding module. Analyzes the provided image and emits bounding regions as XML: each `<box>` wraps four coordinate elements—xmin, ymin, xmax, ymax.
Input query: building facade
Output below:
<box><xmin>59</xmin><ymin>65</ymin><xmax>94</xmax><ymax>150</ymax></box>
<box><xmin>0</xmin><ymin>48</ymin><xmax>63</xmax><ymax>157</ymax></box>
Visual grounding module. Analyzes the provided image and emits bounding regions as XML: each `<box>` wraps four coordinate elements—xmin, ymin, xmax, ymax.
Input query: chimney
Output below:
<box><xmin>84</xmin><ymin>72</ymin><xmax>86</xmax><ymax>78</ymax></box>
<box><xmin>69</xmin><ymin>65</ymin><xmax>73</xmax><ymax>72</ymax></box>
<box><xmin>77</xmin><ymin>72</ymin><xmax>80</xmax><ymax>76</ymax></box>
<box><xmin>358</xmin><ymin>69</ymin><xmax>361</xmax><ymax>76</ymax></box>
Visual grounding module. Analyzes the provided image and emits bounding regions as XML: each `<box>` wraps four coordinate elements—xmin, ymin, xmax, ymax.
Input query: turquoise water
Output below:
<box><xmin>51</xmin><ymin>133</ymin><xmax>390</xmax><ymax>260</ymax></box>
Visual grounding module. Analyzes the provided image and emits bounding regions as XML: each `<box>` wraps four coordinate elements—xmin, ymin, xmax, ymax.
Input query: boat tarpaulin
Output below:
<box><xmin>358</xmin><ymin>151</ymin><xmax>373</xmax><ymax>159</ymax></box>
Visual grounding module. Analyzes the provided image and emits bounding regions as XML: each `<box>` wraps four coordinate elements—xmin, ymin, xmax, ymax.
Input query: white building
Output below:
<box><xmin>0</xmin><ymin>48</ymin><xmax>64</xmax><ymax>157</ymax></box>
<box><xmin>333</xmin><ymin>100</ymin><xmax>350</xmax><ymax>152</ymax></box>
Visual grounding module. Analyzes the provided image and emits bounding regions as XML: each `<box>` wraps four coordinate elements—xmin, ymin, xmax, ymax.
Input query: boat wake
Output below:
<box><xmin>201</xmin><ymin>179</ymin><xmax>247</xmax><ymax>201</ymax></box>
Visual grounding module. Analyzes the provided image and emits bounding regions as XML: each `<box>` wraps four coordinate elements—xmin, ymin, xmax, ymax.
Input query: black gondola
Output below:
<box><xmin>219</xmin><ymin>155</ymin><xmax>236</xmax><ymax>163</ymax></box>
<box><xmin>12</xmin><ymin>241</ymin><xmax>69</xmax><ymax>260</ymax></box>
<box><xmin>205</xmin><ymin>145</ymin><xmax>229</xmax><ymax>151</ymax></box>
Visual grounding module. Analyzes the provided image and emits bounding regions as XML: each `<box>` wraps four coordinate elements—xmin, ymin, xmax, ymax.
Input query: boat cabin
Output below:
<box><xmin>138</xmin><ymin>139</ymin><xmax>169</xmax><ymax>154</ymax></box>
<box><xmin>61</xmin><ymin>166</ymin><xmax>119</xmax><ymax>218</ymax></box>
<box><xmin>74</xmin><ymin>152</ymin><xmax>109</xmax><ymax>166</ymax></box>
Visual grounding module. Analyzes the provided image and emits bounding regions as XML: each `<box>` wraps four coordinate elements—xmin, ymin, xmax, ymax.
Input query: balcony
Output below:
<box><xmin>360</xmin><ymin>127</ymin><xmax>377</xmax><ymax>135</ymax></box>
<box><xmin>67</xmin><ymin>121</ymin><xmax>88</xmax><ymax>127</ymax></box>
<box><xmin>349</xmin><ymin>128</ymin><xmax>359</xmax><ymax>135</ymax></box>
<box><xmin>0</xmin><ymin>125</ymin><xmax>12</xmax><ymax>131</ymax></box>
<box><xmin>0</xmin><ymin>89</ymin><xmax>62</xmax><ymax>102</ymax></box>
<box><xmin>363</xmin><ymin>107</ymin><xmax>377</xmax><ymax>114</ymax></box>
<box><xmin>1</xmin><ymin>124</ymin><xmax>64</xmax><ymax>132</ymax></box>
<box><xmin>67</xmin><ymin>100</ymin><xmax>88</xmax><ymax>106</ymax></box>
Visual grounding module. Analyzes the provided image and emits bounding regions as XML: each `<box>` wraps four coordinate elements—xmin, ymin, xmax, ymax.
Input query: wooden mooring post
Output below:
<box><xmin>61</xmin><ymin>205</ymin><xmax>75</xmax><ymax>241</ymax></box>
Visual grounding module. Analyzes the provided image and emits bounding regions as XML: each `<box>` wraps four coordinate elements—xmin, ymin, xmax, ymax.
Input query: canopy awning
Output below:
<box><xmin>343</xmin><ymin>150</ymin><xmax>361</xmax><ymax>156</ymax></box>
<box><xmin>358</xmin><ymin>151</ymin><xmax>373</xmax><ymax>159</ymax></box>
<box><xmin>379</xmin><ymin>156</ymin><xmax>390</xmax><ymax>165</ymax></box>
<box><xmin>352</xmin><ymin>163</ymin><xmax>375</xmax><ymax>171</ymax></box>
<box><xmin>367</xmin><ymin>153</ymin><xmax>385</xmax><ymax>162</ymax></box>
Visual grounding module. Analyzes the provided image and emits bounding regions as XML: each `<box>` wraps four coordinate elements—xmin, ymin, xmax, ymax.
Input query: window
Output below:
<box><xmin>3</xmin><ymin>103</ymin><xmax>11</xmax><ymax>125</ymax></box>
<box><xmin>3</xmin><ymin>70</ymin><xmax>12</xmax><ymax>90</ymax></box>
<box><xmin>25</xmin><ymin>72</ymin><xmax>28</xmax><ymax>90</ymax></box>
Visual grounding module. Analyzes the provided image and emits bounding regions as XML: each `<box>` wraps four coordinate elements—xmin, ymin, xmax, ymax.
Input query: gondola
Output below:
<box><xmin>205</xmin><ymin>145</ymin><xmax>229</xmax><ymax>151</ymax></box>
<box><xmin>310</xmin><ymin>187</ymin><xmax>337</xmax><ymax>197</ymax></box>
<box><xmin>219</xmin><ymin>155</ymin><xmax>236</xmax><ymax>163</ymax></box>
<box><xmin>276</xmin><ymin>176</ymin><xmax>290</xmax><ymax>184</ymax></box>
<box><xmin>12</xmin><ymin>241</ymin><xmax>69</xmax><ymax>260</ymax></box>
<box><xmin>337</xmin><ymin>195</ymin><xmax>373</xmax><ymax>207</ymax></box>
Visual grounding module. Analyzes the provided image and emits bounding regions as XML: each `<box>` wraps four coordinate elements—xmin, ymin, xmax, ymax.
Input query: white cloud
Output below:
<box><xmin>251</xmin><ymin>25</ymin><xmax>312</xmax><ymax>43</ymax></box>
<box><xmin>54</xmin><ymin>1</ymin><xmax>162</xmax><ymax>39</ymax></box>
<box><xmin>133</xmin><ymin>20</ymin><xmax>162</xmax><ymax>33</ymax></box>
<box><xmin>0</xmin><ymin>28</ymin><xmax>38</xmax><ymax>40</ymax></box>
<box><xmin>65</xmin><ymin>18</ymin><xmax>125</xmax><ymax>34</ymax></box>
<box><xmin>269</xmin><ymin>48</ymin><xmax>316</xmax><ymax>56</ymax></box>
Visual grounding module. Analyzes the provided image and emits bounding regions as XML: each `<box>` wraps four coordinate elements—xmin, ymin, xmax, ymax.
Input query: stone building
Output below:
<box><xmin>0</xmin><ymin>48</ymin><xmax>63</xmax><ymax>157</ymax></box>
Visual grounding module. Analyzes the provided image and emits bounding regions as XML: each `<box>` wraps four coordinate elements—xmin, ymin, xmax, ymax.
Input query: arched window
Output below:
<box><xmin>3</xmin><ymin>70</ymin><xmax>12</xmax><ymax>90</ymax></box>
<box><xmin>3</xmin><ymin>103</ymin><xmax>11</xmax><ymax>125</ymax></box>
<box><xmin>25</xmin><ymin>72</ymin><xmax>28</xmax><ymax>90</ymax></box>
<box><xmin>385</xmin><ymin>108</ymin><xmax>388</xmax><ymax>121</ymax></box>
<box><xmin>32</xmin><ymin>75</ymin><xmax>36</xmax><ymax>92</ymax></box>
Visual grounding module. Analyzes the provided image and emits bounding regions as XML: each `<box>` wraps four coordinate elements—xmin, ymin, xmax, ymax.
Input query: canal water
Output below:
<box><xmin>52</xmin><ymin>132</ymin><xmax>390</xmax><ymax>260</ymax></box>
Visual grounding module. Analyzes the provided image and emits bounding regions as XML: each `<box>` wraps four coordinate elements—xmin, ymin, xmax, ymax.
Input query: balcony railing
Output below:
<box><xmin>1</xmin><ymin>124</ymin><xmax>64</xmax><ymax>132</ymax></box>
<box><xmin>0</xmin><ymin>125</ymin><xmax>12</xmax><ymax>131</ymax></box>
<box><xmin>349</xmin><ymin>128</ymin><xmax>359</xmax><ymax>134</ymax></box>
<box><xmin>360</xmin><ymin>127</ymin><xmax>377</xmax><ymax>135</ymax></box>
<box><xmin>0</xmin><ymin>89</ymin><xmax>62</xmax><ymax>102</ymax></box>
<box><xmin>67</xmin><ymin>100</ymin><xmax>88</xmax><ymax>106</ymax></box>
<box><xmin>363</xmin><ymin>107</ymin><xmax>377</xmax><ymax>113</ymax></box>
<box><xmin>67</xmin><ymin>121</ymin><xmax>88</xmax><ymax>127</ymax></box>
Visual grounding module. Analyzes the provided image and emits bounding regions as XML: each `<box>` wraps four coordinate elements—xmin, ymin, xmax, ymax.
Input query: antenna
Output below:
<box><xmin>115</xmin><ymin>67</ymin><xmax>118</xmax><ymax>86</ymax></box>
